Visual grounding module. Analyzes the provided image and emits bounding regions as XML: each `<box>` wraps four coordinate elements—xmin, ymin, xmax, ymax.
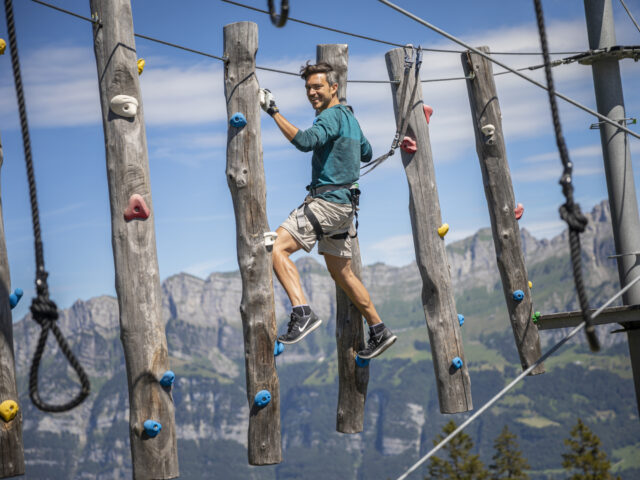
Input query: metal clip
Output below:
<box><xmin>590</xmin><ymin>117</ymin><xmax>636</xmax><ymax>129</ymax></box>
<box><xmin>403</xmin><ymin>44</ymin><xmax>414</xmax><ymax>67</ymax></box>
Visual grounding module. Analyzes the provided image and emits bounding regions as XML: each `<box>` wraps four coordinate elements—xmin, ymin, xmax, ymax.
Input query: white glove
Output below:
<box><xmin>259</xmin><ymin>88</ymin><xmax>279</xmax><ymax>116</ymax></box>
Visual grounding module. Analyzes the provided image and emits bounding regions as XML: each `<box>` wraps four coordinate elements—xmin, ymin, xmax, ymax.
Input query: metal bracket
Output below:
<box><xmin>607</xmin><ymin>251</ymin><xmax>640</xmax><ymax>259</ymax></box>
<box><xmin>591</xmin><ymin>117</ymin><xmax>637</xmax><ymax>130</ymax></box>
<box><xmin>572</xmin><ymin>45</ymin><xmax>640</xmax><ymax>65</ymax></box>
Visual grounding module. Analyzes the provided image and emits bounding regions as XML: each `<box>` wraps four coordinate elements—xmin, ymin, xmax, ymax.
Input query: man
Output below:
<box><xmin>259</xmin><ymin>62</ymin><xmax>396</xmax><ymax>360</ymax></box>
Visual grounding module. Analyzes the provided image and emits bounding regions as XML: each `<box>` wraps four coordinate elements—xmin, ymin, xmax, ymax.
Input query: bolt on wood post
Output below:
<box><xmin>462</xmin><ymin>47</ymin><xmax>545</xmax><ymax>375</ymax></box>
<box><xmin>386</xmin><ymin>48</ymin><xmax>472</xmax><ymax>413</ymax></box>
<box><xmin>0</xmin><ymin>132</ymin><xmax>25</xmax><ymax>478</ymax></box>
<box><xmin>224</xmin><ymin>21</ymin><xmax>282</xmax><ymax>465</ymax></box>
<box><xmin>89</xmin><ymin>1</ymin><xmax>178</xmax><ymax>478</ymax></box>
<box><xmin>316</xmin><ymin>44</ymin><xmax>369</xmax><ymax>433</ymax></box>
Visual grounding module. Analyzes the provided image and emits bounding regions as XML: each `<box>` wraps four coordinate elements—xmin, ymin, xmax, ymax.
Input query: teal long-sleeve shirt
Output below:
<box><xmin>291</xmin><ymin>104</ymin><xmax>372</xmax><ymax>204</ymax></box>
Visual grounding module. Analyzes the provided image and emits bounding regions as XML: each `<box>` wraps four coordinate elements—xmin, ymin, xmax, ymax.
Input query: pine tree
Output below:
<box><xmin>489</xmin><ymin>425</ymin><xmax>530</xmax><ymax>480</ymax></box>
<box><xmin>561</xmin><ymin>418</ymin><xmax>621</xmax><ymax>480</ymax></box>
<box><xmin>426</xmin><ymin>420</ymin><xmax>489</xmax><ymax>480</ymax></box>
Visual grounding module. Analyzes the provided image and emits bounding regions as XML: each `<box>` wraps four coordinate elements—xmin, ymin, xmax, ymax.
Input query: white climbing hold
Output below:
<box><xmin>110</xmin><ymin>95</ymin><xmax>139</xmax><ymax>118</ymax></box>
<box><xmin>480</xmin><ymin>124</ymin><xmax>495</xmax><ymax>136</ymax></box>
<box><xmin>264</xmin><ymin>231</ymin><xmax>278</xmax><ymax>247</ymax></box>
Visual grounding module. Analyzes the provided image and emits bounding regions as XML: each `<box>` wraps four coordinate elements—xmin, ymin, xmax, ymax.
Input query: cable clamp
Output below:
<box><xmin>590</xmin><ymin>117</ymin><xmax>636</xmax><ymax>129</ymax></box>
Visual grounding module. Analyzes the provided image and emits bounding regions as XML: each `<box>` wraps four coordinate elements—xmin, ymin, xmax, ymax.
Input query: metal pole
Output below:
<box><xmin>584</xmin><ymin>0</ymin><xmax>640</xmax><ymax>415</ymax></box>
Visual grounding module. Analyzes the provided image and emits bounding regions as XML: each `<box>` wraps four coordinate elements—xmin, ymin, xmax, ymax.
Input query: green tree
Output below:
<box><xmin>426</xmin><ymin>420</ymin><xmax>489</xmax><ymax>480</ymax></box>
<box><xmin>489</xmin><ymin>425</ymin><xmax>530</xmax><ymax>480</ymax></box>
<box><xmin>562</xmin><ymin>418</ymin><xmax>621</xmax><ymax>480</ymax></box>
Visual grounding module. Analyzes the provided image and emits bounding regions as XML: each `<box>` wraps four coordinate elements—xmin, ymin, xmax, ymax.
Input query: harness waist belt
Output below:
<box><xmin>306</xmin><ymin>183</ymin><xmax>354</xmax><ymax>196</ymax></box>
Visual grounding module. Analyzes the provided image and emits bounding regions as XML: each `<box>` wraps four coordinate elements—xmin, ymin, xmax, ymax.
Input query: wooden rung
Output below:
<box><xmin>536</xmin><ymin>305</ymin><xmax>640</xmax><ymax>330</ymax></box>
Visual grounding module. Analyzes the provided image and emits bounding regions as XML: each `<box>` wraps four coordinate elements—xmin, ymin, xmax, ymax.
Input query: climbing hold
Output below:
<box><xmin>532</xmin><ymin>311</ymin><xmax>541</xmax><ymax>324</ymax></box>
<box><xmin>110</xmin><ymin>94</ymin><xmax>139</xmax><ymax>118</ymax></box>
<box><xmin>254</xmin><ymin>390</ymin><xmax>271</xmax><ymax>408</ymax></box>
<box><xmin>274</xmin><ymin>340</ymin><xmax>284</xmax><ymax>357</ymax></box>
<box><xmin>438</xmin><ymin>223</ymin><xmax>449</xmax><ymax>238</ymax></box>
<box><xmin>229</xmin><ymin>112</ymin><xmax>247</xmax><ymax>128</ymax></box>
<box><xmin>457</xmin><ymin>313</ymin><xmax>464</xmax><ymax>327</ymax></box>
<box><xmin>400</xmin><ymin>136</ymin><xmax>417</xmax><ymax>154</ymax></box>
<box><xmin>264</xmin><ymin>231</ymin><xmax>278</xmax><ymax>247</ymax></box>
<box><xmin>0</xmin><ymin>400</ymin><xmax>18</xmax><ymax>422</ymax></box>
<box><xmin>137</xmin><ymin>58</ymin><xmax>145</xmax><ymax>75</ymax></box>
<box><xmin>480</xmin><ymin>124</ymin><xmax>495</xmax><ymax>136</ymax></box>
<box><xmin>143</xmin><ymin>419</ymin><xmax>162</xmax><ymax>438</ymax></box>
<box><xmin>9</xmin><ymin>288</ymin><xmax>23</xmax><ymax>309</ymax></box>
<box><xmin>451</xmin><ymin>357</ymin><xmax>463</xmax><ymax>370</ymax></box>
<box><xmin>423</xmin><ymin>104</ymin><xmax>433</xmax><ymax>124</ymax></box>
<box><xmin>123</xmin><ymin>194</ymin><xmax>150</xmax><ymax>222</ymax></box>
<box><xmin>512</xmin><ymin>290</ymin><xmax>525</xmax><ymax>302</ymax></box>
<box><xmin>159</xmin><ymin>370</ymin><xmax>175</xmax><ymax>388</ymax></box>
<box><xmin>528</xmin><ymin>280</ymin><xmax>533</xmax><ymax>289</ymax></box>
<box><xmin>0</xmin><ymin>39</ymin><xmax>6</xmax><ymax>55</ymax></box>
<box><xmin>355</xmin><ymin>355</ymin><xmax>370</xmax><ymax>367</ymax></box>
<box><xmin>514</xmin><ymin>203</ymin><xmax>524</xmax><ymax>220</ymax></box>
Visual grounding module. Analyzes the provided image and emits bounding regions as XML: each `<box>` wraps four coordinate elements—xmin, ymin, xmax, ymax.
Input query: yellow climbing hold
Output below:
<box><xmin>0</xmin><ymin>38</ymin><xmax>6</xmax><ymax>55</ymax></box>
<box><xmin>0</xmin><ymin>400</ymin><xmax>18</xmax><ymax>422</ymax></box>
<box><xmin>438</xmin><ymin>223</ymin><xmax>449</xmax><ymax>238</ymax></box>
<box><xmin>528</xmin><ymin>280</ymin><xmax>533</xmax><ymax>289</ymax></box>
<box><xmin>137</xmin><ymin>58</ymin><xmax>145</xmax><ymax>75</ymax></box>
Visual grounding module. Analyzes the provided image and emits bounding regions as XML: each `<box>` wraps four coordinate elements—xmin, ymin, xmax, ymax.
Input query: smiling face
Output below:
<box><xmin>305</xmin><ymin>73</ymin><xmax>338</xmax><ymax>112</ymax></box>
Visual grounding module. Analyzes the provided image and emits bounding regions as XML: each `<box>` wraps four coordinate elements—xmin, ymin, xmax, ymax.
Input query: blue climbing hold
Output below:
<box><xmin>229</xmin><ymin>112</ymin><xmax>247</xmax><ymax>128</ymax></box>
<box><xmin>9</xmin><ymin>288</ymin><xmax>23</xmax><ymax>309</ymax></box>
<box><xmin>159</xmin><ymin>370</ymin><xmax>175</xmax><ymax>388</ymax></box>
<box><xmin>274</xmin><ymin>340</ymin><xmax>284</xmax><ymax>357</ymax></box>
<box><xmin>451</xmin><ymin>357</ymin><xmax>463</xmax><ymax>370</ymax></box>
<box><xmin>512</xmin><ymin>289</ymin><xmax>525</xmax><ymax>302</ymax></box>
<box><xmin>457</xmin><ymin>314</ymin><xmax>465</xmax><ymax>327</ymax></box>
<box><xmin>355</xmin><ymin>355</ymin><xmax>370</xmax><ymax>367</ymax></box>
<box><xmin>143</xmin><ymin>419</ymin><xmax>162</xmax><ymax>438</ymax></box>
<box><xmin>254</xmin><ymin>390</ymin><xmax>271</xmax><ymax>408</ymax></box>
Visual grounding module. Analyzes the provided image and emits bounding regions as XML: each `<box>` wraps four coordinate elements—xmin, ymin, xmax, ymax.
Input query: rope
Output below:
<box><xmin>4</xmin><ymin>0</ymin><xmax>90</xmax><ymax>412</ymax></box>
<box><xmin>377</xmin><ymin>0</ymin><xmax>640</xmax><ymax>141</ymax></box>
<box><xmin>619</xmin><ymin>0</ymin><xmax>640</xmax><ymax>35</ymax></box>
<box><xmin>395</xmin><ymin>273</ymin><xmax>640</xmax><ymax>480</ymax></box>
<box><xmin>267</xmin><ymin>0</ymin><xmax>289</xmax><ymax>28</ymax></box>
<box><xmin>534</xmin><ymin>0</ymin><xmax>599</xmax><ymax>352</ymax></box>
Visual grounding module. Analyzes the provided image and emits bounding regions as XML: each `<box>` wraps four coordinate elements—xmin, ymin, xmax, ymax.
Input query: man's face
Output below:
<box><xmin>305</xmin><ymin>73</ymin><xmax>337</xmax><ymax>112</ymax></box>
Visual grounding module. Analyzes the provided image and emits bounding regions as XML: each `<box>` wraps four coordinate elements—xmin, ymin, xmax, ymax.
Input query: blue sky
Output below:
<box><xmin>1</xmin><ymin>0</ymin><xmax>640</xmax><ymax>321</ymax></box>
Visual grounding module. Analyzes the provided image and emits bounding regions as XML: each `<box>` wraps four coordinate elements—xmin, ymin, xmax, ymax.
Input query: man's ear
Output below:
<box><xmin>330</xmin><ymin>83</ymin><xmax>338</xmax><ymax>96</ymax></box>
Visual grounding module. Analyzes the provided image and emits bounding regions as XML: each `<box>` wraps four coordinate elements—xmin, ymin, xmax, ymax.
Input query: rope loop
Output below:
<box><xmin>559</xmin><ymin>202</ymin><xmax>588</xmax><ymax>234</ymax></box>
<box><xmin>267</xmin><ymin>0</ymin><xmax>289</xmax><ymax>28</ymax></box>
<box><xmin>30</xmin><ymin>295</ymin><xmax>59</xmax><ymax>326</ymax></box>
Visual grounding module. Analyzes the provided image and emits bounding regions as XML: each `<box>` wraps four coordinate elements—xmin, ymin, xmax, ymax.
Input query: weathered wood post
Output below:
<box><xmin>461</xmin><ymin>47</ymin><xmax>545</xmax><ymax>375</ymax></box>
<box><xmin>224</xmin><ymin>21</ymin><xmax>282</xmax><ymax>465</ymax></box>
<box><xmin>316</xmin><ymin>44</ymin><xmax>369</xmax><ymax>433</ymax></box>
<box><xmin>386</xmin><ymin>48</ymin><xmax>473</xmax><ymax>413</ymax></box>
<box><xmin>90</xmin><ymin>1</ymin><xmax>179</xmax><ymax>478</ymax></box>
<box><xmin>0</xmin><ymin>132</ymin><xmax>25</xmax><ymax>478</ymax></box>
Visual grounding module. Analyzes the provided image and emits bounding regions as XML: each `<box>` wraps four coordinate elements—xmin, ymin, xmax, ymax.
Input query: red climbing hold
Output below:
<box><xmin>423</xmin><ymin>104</ymin><xmax>433</xmax><ymax>124</ymax></box>
<box><xmin>514</xmin><ymin>203</ymin><xmax>524</xmax><ymax>220</ymax></box>
<box><xmin>124</xmin><ymin>194</ymin><xmax>150</xmax><ymax>222</ymax></box>
<box><xmin>401</xmin><ymin>136</ymin><xmax>417</xmax><ymax>154</ymax></box>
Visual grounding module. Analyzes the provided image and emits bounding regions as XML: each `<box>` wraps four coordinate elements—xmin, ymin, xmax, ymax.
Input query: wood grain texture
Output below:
<box><xmin>89</xmin><ymin>1</ymin><xmax>178</xmax><ymax>477</ymax></box>
<box><xmin>316</xmin><ymin>44</ymin><xmax>369</xmax><ymax>434</ymax></box>
<box><xmin>224</xmin><ymin>21</ymin><xmax>282</xmax><ymax>465</ymax></box>
<box><xmin>386</xmin><ymin>48</ymin><xmax>472</xmax><ymax>414</ymax></box>
<box><xmin>0</xmin><ymin>132</ymin><xmax>25</xmax><ymax>478</ymax></box>
<box><xmin>462</xmin><ymin>47</ymin><xmax>544</xmax><ymax>375</ymax></box>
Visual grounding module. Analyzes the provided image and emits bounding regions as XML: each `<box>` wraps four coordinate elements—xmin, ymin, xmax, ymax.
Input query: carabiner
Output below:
<box><xmin>415</xmin><ymin>46</ymin><xmax>423</xmax><ymax>71</ymax></box>
<box><xmin>268</xmin><ymin>0</ymin><xmax>289</xmax><ymax>28</ymax></box>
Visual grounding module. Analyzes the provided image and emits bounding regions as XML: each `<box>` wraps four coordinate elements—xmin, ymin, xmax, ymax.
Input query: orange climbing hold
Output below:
<box><xmin>401</xmin><ymin>136</ymin><xmax>417</xmax><ymax>154</ymax></box>
<box><xmin>423</xmin><ymin>104</ymin><xmax>433</xmax><ymax>124</ymax></box>
<box><xmin>514</xmin><ymin>203</ymin><xmax>524</xmax><ymax>220</ymax></box>
<box><xmin>124</xmin><ymin>194</ymin><xmax>150</xmax><ymax>222</ymax></box>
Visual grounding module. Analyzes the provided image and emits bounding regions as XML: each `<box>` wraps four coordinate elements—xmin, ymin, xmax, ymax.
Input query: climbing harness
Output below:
<box><xmin>298</xmin><ymin>183</ymin><xmax>361</xmax><ymax>241</ymax></box>
<box><xmin>4</xmin><ymin>0</ymin><xmax>90</xmax><ymax>412</ymax></box>
<box><xmin>361</xmin><ymin>45</ymin><xmax>423</xmax><ymax>176</ymax></box>
<box><xmin>533</xmin><ymin>0</ymin><xmax>599</xmax><ymax>352</ymax></box>
<box><xmin>267</xmin><ymin>0</ymin><xmax>289</xmax><ymax>28</ymax></box>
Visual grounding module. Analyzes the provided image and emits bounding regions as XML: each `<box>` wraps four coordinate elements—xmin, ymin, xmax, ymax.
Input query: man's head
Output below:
<box><xmin>300</xmin><ymin>62</ymin><xmax>339</xmax><ymax>112</ymax></box>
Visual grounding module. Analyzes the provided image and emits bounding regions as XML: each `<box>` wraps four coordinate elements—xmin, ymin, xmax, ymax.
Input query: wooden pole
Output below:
<box><xmin>89</xmin><ymin>1</ymin><xmax>178</xmax><ymax>478</ymax></box>
<box><xmin>0</xmin><ymin>132</ymin><xmax>25</xmax><ymax>478</ymax></box>
<box><xmin>224</xmin><ymin>21</ymin><xmax>282</xmax><ymax>465</ymax></box>
<box><xmin>385</xmin><ymin>48</ymin><xmax>472</xmax><ymax>413</ymax></box>
<box><xmin>316</xmin><ymin>44</ymin><xmax>369</xmax><ymax>433</ymax></box>
<box><xmin>461</xmin><ymin>47</ymin><xmax>545</xmax><ymax>375</ymax></box>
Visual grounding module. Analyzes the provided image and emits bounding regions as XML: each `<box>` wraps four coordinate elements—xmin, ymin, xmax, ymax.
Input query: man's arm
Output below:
<box><xmin>361</xmin><ymin>135</ymin><xmax>373</xmax><ymax>163</ymax></box>
<box><xmin>272</xmin><ymin>112</ymin><xmax>299</xmax><ymax>142</ymax></box>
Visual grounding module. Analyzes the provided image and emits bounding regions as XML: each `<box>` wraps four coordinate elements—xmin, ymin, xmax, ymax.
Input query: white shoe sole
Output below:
<box><xmin>358</xmin><ymin>335</ymin><xmax>397</xmax><ymax>360</ymax></box>
<box><xmin>278</xmin><ymin>318</ymin><xmax>323</xmax><ymax>345</ymax></box>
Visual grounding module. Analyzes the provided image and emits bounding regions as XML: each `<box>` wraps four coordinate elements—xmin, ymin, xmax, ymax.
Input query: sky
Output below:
<box><xmin>1</xmin><ymin>0</ymin><xmax>640</xmax><ymax>322</ymax></box>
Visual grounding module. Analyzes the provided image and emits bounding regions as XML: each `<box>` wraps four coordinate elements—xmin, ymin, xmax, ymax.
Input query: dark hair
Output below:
<box><xmin>299</xmin><ymin>61</ymin><xmax>339</xmax><ymax>87</ymax></box>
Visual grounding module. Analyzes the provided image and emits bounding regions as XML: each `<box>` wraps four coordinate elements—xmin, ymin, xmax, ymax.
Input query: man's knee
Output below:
<box><xmin>273</xmin><ymin>227</ymin><xmax>302</xmax><ymax>259</ymax></box>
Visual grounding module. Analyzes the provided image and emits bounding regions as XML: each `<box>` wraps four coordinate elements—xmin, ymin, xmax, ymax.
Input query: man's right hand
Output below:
<box><xmin>259</xmin><ymin>88</ymin><xmax>279</xmax><ymax>116</ymax></box>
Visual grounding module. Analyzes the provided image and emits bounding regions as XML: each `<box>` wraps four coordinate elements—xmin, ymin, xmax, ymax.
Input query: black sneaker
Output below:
<box><xmin>278</xmin><ymin>310</ymin><xmax>322</xmax><ymax>344</ymax></box>
<box><xmin>358</xmin><ymin>326</ymin><xmax>397</xmax><ymax>359</ymax></box>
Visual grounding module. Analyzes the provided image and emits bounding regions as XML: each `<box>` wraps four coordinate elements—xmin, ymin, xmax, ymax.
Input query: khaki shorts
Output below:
<box><xmin>280</xmin><ymin>197</ymin><xmax>355</xmax><ymax>258</ymax></box>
